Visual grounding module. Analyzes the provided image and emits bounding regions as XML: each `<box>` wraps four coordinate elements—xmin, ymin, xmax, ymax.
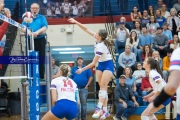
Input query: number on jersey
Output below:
<box><xmin>63</xmin><ymin>80</ymin><xmax>73</xmax><ymax>88</ymax></box>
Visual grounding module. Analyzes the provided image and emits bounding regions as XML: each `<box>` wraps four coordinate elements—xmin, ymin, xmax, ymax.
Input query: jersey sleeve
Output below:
<box><xmin>169</xmin><ymin>48</ymin><xmax>180</xmax><ymax>71</ymax></box>
<box><xmin>150</xmin><ymin>70</ymin><xmax>162</xmax><ymax>82</ymax></box>
<box><xmin>50</xmin><ymin>79</ymin><xmax>56</xmax><ymax>90</ymax></box>
<box><xmin>95</xmin><ymin>44</ymin><xmax>104</xmax><ymax>57</ymax></box>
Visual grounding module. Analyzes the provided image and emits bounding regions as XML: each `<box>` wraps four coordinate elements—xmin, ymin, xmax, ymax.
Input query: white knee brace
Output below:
<box><xmin>141</xmin><ymin>116</ymin><xmax>149</xmax><ymax>120</ymax></box>
<box><xmin>98</xmin><ymin>90</ymin><xmax>107</xmax><ymax>99</ymax></box>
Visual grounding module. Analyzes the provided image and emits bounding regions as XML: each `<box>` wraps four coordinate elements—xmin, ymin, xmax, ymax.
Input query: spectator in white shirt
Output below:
<box><xmin>114</xmin><ymin>21</ymin><xmax>130</xmax><ymax>55</ymax></box>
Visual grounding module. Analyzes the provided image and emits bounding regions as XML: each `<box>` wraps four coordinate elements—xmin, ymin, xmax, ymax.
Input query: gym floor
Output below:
<box><xmin>0</xmin><ymin>114</ymin><xmax>166</xmax><ymax>120</ymax></box>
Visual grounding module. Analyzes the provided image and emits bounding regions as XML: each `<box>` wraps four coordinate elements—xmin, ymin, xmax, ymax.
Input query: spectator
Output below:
<box><xmin>133</xmin><ymin>62</ymin><xmax>146</xmax><ymax>95</ymax></box>
<box><xmin>117</xmin><ymin>45</ymin><xmax>136</xmax><ymax>78</ymax></box>
<box><xmin>71</xmin><ymin>1</ymin><xmax>79</xmax><ymax>17</ymax></box>
<box><xmin>131</xmin><ymin>21</ymin><xmax>141</xmax><ymax>38</ymax></box>
<box><xmin>146</xmin><ymin>15</ymin><xmax>160</xmax><ymax>37</ymax></box>
<box><xmin>114</xmin><ymin>21</ymin><xmax>130</xmax><ymax>55</ymax></box>
<box><xmin>52</xmin><ymin>58</ymin><xmax>59</xmax><ymax>79</ymax></box>
<box><xmin>138</xmin><ymin>25</ymin><xmax>154</xmax><ymax>62</ymax></box>
<box><xmin>155</xmin><ymin>0</ymin><xmax>164</xmax><ymax>10</ymax></box>
<box><xmin>154</xmin><ymin>27</ymin><xmax>168</xmax><ymax>58</ymax></box>
<box><xmin>78</xmin><ymin>0</ymin><xmax>87</xmax><ymax>17</ymax></box>
<box><xmin>124</xmin><ymin>66</ymin><xmax>139</xmax><ymax>100</ymax></box>
<box><xmin>173</xmin><ymin>0</ymin><xmax>180</xmax><ymax>12</ymax></box>
<box><xmin>141</xmin><ymin>10</ymin><xmax>150</xmax><ymax>26</ymax></box>
<box><xmin>46</xmin><ymin>2</ymin><xmax>54</xmax><ymax>16</ymax></box>
<box><xmin>162</xmin><ymin>48</ymin><xmax>173</xmax><ymax>81</ymax></box>
<box><xmin>120</xmin><ymin>16</ymin><xmax>132</xmax><ymax>31</ymax></box>
<box><xmin>130</xmin><ymin>6</ymin><xmax>142</xmax><ymax>23</ymax></box>
<box><xmin>162</xmin><ymin>22</ymin><xmax>173</xmax><ymax>41</ymax></box>
<box><xmin>113</xmin><ymin>75</ymin><xmax>139</xmax><ymax>120</ymax></box>
<box><xmin>54</xmin><ymin>2</ymin><xmax>62</xmax><ymax>18</ymax></box>
<box><xmin>170</xmin><ymin>34</ymin><xmax>180</xmax><ymax>50</ymax></box>
<box><xmin>142</xmin><ymin>44</ymin><xmax>153</xmax><ymax>61</ymax></box>
<box><xmin>138</xmin><ymin>0</ymin><xmax>148</xmax><ymax>12</ymax></box>
<box><xmin>61</xmin><ymin>0</ymin><xmax>72</xmax><ymax>18</ymax></box>
<box><xmin>161</xmin><ymin>4</ymin><xmax>170</xmax><ymax>19</ymax></box>
<box><xmin>71</xmin><ymin>56</ymin><xmax>93</xmax><ymax>120</ymax></box>
<box><xmin>131</xmin><ymin>16</ymin><xmax>141</xmax><ymax>29</ymax></box>
<box><xmin>141</xmin><ymin>71</ymin><xmax>153</xmax><ymax>106</ymax></box>
<box><xmin>152</xmin><ymin>50</ymin><xmax>163</xmax><ymax>69</ymax></box>
<box><xmin>167</xmin><ymin>8</ymin><xmax>180</xmax><ymax>36</ymax></box>
<box><xmin>126</xmin><ymin>31</ymin><xmax>139</xmax><ymax>57</ymax></box>
<box><xmin>155</xmin><ymin>9</ymin><xmax>166</xmax><ymax>27</ymax></box>
<box><xmin>148</xmin><ymin>5</ymin><xmax>155</xmax><ymax>16</ymax></box>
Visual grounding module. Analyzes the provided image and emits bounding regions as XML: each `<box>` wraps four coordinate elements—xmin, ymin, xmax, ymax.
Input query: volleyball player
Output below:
<box><xmin>141</xmin><ymin>57</ymin><xmax>171</xmax><ymax>120</ymax></box>
<box><xmin>148</xmin><ymin>48</ymin><xmax>180</xmax><ymax>120</ymax></box>
<box><xmin>68</xmin><ymin>18</ymin><xmax>114</xmax><ymax>119</ymax></box>
<box><xmin>42</xmin><ymin>64</ymin><xmax>79</xmax><ymax>120</ymax></box>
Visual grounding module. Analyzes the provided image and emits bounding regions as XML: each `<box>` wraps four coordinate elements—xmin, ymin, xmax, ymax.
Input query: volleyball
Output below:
<box><xmin>22</xmin><ymin>12</ymin><xmax>33</xmax><ymax>23</ymax></box>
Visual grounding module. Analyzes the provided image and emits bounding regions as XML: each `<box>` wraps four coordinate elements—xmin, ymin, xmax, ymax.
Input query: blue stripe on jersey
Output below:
<box><xmin>50</xmin><ymin>84</ymin><xmax>56</xmax><ymax>88</ymax></box>
<box><xmin>171</xmin><ymin>60</ymin><xmax>180</xmax><ymax>66</ymax></box>
<box><xmin>96</xmin><ymin>51</ymin><xmax>103</xmax><ymax>55</ymax></box>
<box><xmin>153</xmin><ymin>76</ymin><xmax>160</xmax><ymax>81</ymax></box>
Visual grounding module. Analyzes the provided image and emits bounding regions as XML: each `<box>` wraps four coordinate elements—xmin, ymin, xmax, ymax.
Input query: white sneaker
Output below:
<box><xmin>113</xmin><ymin>116</ymin><xmax>120</xmax><ymax>120</ymax></box>
<box><xmin>92</xmin><ymin>107</ymin><xmax>102</xmax><ymax>119</ymax></box>
<box><xmin>100</xmin><ymin>111</ymin><xmax>110</xmax><ymax>119</ymax></box>
<box><xmin>121</xmin><ymin>116</ymin><xmax>127</xmax><ymax>120</ymax></box>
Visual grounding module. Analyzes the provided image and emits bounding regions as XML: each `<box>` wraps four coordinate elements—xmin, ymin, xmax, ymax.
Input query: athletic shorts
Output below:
<box><xmin>162</xmin><ymin>98</ymin><xmax>171</xmax><ymax>106</ymax></box>
<box><xmin>96</xmin><ymin>60</ymin><xmax>114</xmax><ymax>73</ymax></box>
<box><xmin>177</xmin><ymin>114</ymin><xmax>180</xmax><ymax>120</ymax></box>
<box><xmin>51</xmin><ymin>99</ymin><xmax>78</xmax><ymax>120</ymax></box>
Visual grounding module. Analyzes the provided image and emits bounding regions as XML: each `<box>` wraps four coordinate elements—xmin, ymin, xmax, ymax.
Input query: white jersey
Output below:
<box><xmin>46</xmin><ymin>7</ymin><xmax>53</xmax><ymax>16</ymax></box>
<box><xmin>50</xmin><ymin>76</ymin><xmax>77</xmax><ymax>102</ymax></box>
<box><xmin>149</xmin><ymin>69</ymin><xmax>166</xmax><ymax>92</ymax></box>
<box><xmin>72</xmin><ymin>6</ymin><xmax>78</xmax><ymax>15</ymax></box>
<box><xmin>169</xmin><ymin>48</ymin><xmax>180</xmax><ymax>114</ymax></box>
<box><xmin>54</xmin><ymin>6</ymin><xmax>61</xmax><ymax>14</ymax></box>
<box><xmin>62</xmin><ymin>2</ymin><xmax>71</xmax><ymax>14</ymax></box>
<box><xmin>94</xmin><ymin>41</ymin><xmax>112</xmax><ymax>62</ymax></box>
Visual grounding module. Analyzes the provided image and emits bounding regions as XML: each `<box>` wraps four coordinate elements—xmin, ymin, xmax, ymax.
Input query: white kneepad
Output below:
<box><xmin>98</xmin><ymin>90</ymin><xmax>107</xmax><ymax>99</ymax></box>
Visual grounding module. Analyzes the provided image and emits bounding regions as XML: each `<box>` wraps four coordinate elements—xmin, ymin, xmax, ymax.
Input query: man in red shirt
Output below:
<box><xmin>141</xmin><ymin>71</ymin><xmax>153</xmax><ymax>106</ymax></box>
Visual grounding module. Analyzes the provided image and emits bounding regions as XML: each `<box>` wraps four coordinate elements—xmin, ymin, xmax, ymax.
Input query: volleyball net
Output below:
<box><xmin>0</xmin><ymin>13</ymin><xmax>52</xmax><ymax>120</ymax></box>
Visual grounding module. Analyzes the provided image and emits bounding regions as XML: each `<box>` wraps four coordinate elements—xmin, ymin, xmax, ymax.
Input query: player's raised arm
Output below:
<box><xmin>68</xmin><ymin>18</ymin><xmax>96</xmax><ymax>37</ymax></box>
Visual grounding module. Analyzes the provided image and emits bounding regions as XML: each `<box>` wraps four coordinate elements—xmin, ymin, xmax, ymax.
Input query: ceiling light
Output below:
<box><xmin>61</xmin><ymin>61</ymin><xmax>75</xmax><ymax>63</ymax></box>
<box><xmin>59</xmin><ymin>51</ymin><xmax>85</xmax><ymax>54</ymax></box>
<box><xmin>52</xmin><ymin>47</ymin><xmax>81</xmax><ymax>51</ymax></box>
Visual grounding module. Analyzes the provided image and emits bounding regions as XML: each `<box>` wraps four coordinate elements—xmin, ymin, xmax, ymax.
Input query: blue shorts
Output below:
<box><xmin>51</xmin><ymin>99</ymin><xmax>78</xmax><ymax>120</ymax></box>
<box><xmin>97</xmin><ymin>60</ymin><xmax>114</xmax><ymax>73</ymax></box>
<box><xmin>177</xmin><ymin>114</ymin><xmax>180</xmax><ymax>120</ymax></box>
<box><xmin>162</xmin><ymin>98</ymin><xmax>171</xmax><ymax>106</ymax></box>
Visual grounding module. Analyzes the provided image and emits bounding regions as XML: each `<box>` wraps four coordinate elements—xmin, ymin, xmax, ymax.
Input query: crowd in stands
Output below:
<box><xmin>44</xmin><ymin>0</ymin><xmax>91</xmax><ymax>18</ymax></box>
<box><xmin>114</xmin><ymin>0</ymin><xmax>180</xmax><ymax>119</ymax></box>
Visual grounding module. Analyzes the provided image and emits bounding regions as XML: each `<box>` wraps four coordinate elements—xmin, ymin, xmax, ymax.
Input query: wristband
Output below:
<box><xmin>153</xmin><ymin>88</ymin><xmax>171</xmax><ymax>107</ymax></box>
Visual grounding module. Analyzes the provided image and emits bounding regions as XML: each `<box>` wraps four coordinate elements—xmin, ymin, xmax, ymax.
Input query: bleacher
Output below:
<box><xmin>4</xmin><ymin>0</ymin><xmax>165</xmax><ymax>17</ymax></box>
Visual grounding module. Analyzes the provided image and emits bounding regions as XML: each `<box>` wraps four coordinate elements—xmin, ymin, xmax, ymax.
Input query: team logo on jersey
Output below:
<box><xmin>153</xmin><ymin>76</ymin><xmax>160</xmax><ymax>80</ymax></box>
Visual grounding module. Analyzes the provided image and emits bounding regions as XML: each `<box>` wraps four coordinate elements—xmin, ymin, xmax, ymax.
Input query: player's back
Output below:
<box><xmin>169</xmin><ymin>48</ymin><xmax>180</xmax><ymax>114</ymax></box>
<box><xmin>51</xmin><ymin>76</ymin><xmax>77</xmax><ymax>102</ymax></box>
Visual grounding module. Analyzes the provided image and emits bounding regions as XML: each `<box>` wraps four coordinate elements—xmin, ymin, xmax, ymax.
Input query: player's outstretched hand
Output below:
<box><xmin>68</xmin><ymin>18</ymin><xmax>77</xmax><ymax>24</ymax></box>
<box><xmin>76</xmin><ymin>68</ymin><xmax>83</xmax><ymax>74</ymax></box>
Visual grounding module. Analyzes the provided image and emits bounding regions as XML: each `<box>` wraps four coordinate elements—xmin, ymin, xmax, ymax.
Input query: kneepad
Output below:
<box><xmin>98</xmin><ymin>90</ymin><xmax>107</xmax><ymax>99</ymax></box>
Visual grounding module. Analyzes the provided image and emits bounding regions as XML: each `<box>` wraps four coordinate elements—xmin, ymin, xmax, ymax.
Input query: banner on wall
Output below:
<box><xmin>39</xmin><ymin>0</ymin><xmax>94</xmax><ymax>18</ymax></box>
